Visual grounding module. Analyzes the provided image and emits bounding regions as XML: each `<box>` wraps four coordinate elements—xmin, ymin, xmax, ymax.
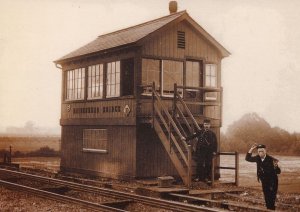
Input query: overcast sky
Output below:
<box><xmin>0</xmin><ymin>0</ymin><xmax>299</xmax><ymax>133</ymax></box>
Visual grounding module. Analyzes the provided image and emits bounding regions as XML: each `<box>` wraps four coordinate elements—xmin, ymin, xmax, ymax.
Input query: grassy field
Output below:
<box><xmin>0</xmin><ymin>136</ymin><xmax>60</xmax><ymax>153</ymax></box>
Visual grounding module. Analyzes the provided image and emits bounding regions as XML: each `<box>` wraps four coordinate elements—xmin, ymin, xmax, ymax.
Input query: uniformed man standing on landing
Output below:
<box><xmin>245</xmin><ymin>144</ymin><xmax>281</xmax><ymax>210</ymax></box>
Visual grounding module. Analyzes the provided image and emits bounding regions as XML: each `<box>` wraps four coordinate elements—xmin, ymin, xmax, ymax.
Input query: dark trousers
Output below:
<box><xmin>262</xmin><ymin>178</ymin><xmax>278</xmax><ymax>210</ymax></box>
<box><xmin>195</xmin><ymin>151</ymin><xmax>213</xmax><ymax>180</ymax></box>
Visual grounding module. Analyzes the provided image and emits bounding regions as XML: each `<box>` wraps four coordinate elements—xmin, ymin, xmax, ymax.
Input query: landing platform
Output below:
<box><xmin>189</xmin><ymin>187</ymin><xmax>244</xmax><ymax>199</ymax></box>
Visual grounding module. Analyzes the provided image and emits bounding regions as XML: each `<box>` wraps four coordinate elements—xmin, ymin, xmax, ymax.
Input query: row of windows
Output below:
<box><xmin>141</xmin><ymin>58</ymin><xmax>217</xmax><ymax>96</ymax></box>
<box><xmin>65</xmin><ymin>58</ymin><xmax>217</xmax><ymax>101</ymax></box>
<box><xmin>65</xmin><ymin>61</ymin><xmax>121</xmax><ymax>101</ymax></box>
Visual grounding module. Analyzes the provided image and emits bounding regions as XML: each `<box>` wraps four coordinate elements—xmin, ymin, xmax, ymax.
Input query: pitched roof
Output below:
<box><xmin>55</xmin><ymin>11</ymin><xmax>229</xmax><ymax>63</ymax></box>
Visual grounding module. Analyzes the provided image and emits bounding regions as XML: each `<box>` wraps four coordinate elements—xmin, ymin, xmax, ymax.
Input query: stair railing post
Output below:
<box><xmin>187</xmin><ymin>145</ymin><xmax>192</xmax><ymax>188</ymax></box>
<box><xmin>173</xmin><ymin>83</ymin><xmax>177</xmax><ymax>118</ymax></box>
<box><xmin>152</xmin><ymin>82</ymin><xmax>155</xmax><ymax>128</ymax></box>
<box><xmin>235</xmin><ymin>152</ymin><xmax>239</xmax><ymax>186</ymax></box>
<box><xmin>168</xmin><ymin>118</ymin><xmax>172</xmax><ymax>153</ymax></box>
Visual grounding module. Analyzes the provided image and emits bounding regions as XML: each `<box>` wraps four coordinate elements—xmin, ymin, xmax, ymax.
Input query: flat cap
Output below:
<box><xmin>204</xmin><ymin>119</ymin><xmax>211</xmax><ymax>123</ymax></box>
<box><xmin>257</xmin><ymin>144</ymin><xmax>266</xmax><ymax>149</ymax></box>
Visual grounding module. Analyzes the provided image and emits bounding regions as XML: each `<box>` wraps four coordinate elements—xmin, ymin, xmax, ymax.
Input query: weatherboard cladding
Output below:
<box><xmin>55</xmin><ymin>10</ymin><xmax>229</xmax><ymax>63</ymax></box>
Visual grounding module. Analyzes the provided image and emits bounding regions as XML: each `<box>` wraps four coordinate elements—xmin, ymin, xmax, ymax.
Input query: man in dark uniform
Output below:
<box><xmin>185</xmin><ymin>119</ymin><xmax>217</xmax><ymax>182</ymax></box>
<box><xmin>245</xmin><ymin>144</ymin><xmax>281</xmax><ymax>210</ymax></box>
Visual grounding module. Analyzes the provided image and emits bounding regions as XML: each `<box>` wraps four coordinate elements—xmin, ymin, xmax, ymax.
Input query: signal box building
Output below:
<box><xmin>54</xmin><ymin>7</ymin><xmax>229</xmax><ymax>186</ymax></box>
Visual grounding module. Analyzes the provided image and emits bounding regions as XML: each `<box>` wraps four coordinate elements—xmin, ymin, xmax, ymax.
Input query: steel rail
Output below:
<box><xmin>0</xmin><ymin>179</ymin><xmax>128</xmax><ymax>212</ymax></box>
<box><xmin>225</xmin><ymin>192</ymin><xmax>300</xmax><ymax>210</ymax></box>
<box><xmin>169</xmin><ymin>193</ymin><xmax>270</xmax><ymax>212</ymax></box>
<box><xmin>0</xmin><ymin>168</ymin><xmax>222</xmax><ymax>212</ymax></box>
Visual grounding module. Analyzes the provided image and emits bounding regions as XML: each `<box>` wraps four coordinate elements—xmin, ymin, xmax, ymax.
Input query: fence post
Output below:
<box><xmin>9</xmin><ymin>146</ymin><xmax>12</xmax><ymax>164</ymax></box>
<box><xmin>235</xmin><ymin>152</ymin><xmax>239</xmax><ymax>186</ymax></box>
<box><xmin>187</xmin><ymin>145</ymin><xmax>192</xmax><ymax>188</ymax></box>
<box><xmin>211</xmin><ymin>155</ymin><xmax>215</xmax><ymax>187</ymax></box>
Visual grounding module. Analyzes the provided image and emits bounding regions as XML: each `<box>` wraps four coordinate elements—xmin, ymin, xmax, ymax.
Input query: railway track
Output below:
<box><xmin>0</xmin><ymin>179</ymin><xmax>127</xmax><ymax>212</ymax></box>
<box><xmin>0</xmin><ymin>168</ymin><xmax>223</xmax><ymax>212</ymax></box>
<box><xmin>0</xmin><ymin>168</ymin><xmax>295</xmax><ymax>211</ymax></box>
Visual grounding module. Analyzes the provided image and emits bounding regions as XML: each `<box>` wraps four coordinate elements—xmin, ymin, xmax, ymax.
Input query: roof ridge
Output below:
<box><xmin>98</xmin><ymin>10</ymin><xmax>186</xmax><ymax>38</ymax></box>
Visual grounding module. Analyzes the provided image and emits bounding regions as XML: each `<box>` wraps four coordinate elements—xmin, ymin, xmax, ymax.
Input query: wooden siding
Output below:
<box><xmin>139</xmin><ymin>20</ymin><xmax>222</xmax><ymax>124</ymax></box>
<box><xmin>136</xmin><ymin>124</ymin><xmax>178</xmax><ymax>178</ymax></box>
<box><xmin>61</xmin><ymin>98</ymin><xmax>136</xmax><ymax>121</ymax></box>
<box><xmin>141</xmin><ymin>20</ymin><xmax>220</xmax><ymax>63</ymax></box>
<box><xmin>61</xmin><ymin>125</ymin><xmax>136</xmax><ymax>178</ymax></box>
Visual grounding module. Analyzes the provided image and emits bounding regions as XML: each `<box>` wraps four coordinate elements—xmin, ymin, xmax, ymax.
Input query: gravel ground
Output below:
<box><xmin>0</xmin><ymin>186</ymin><xmax>89</xmax><ymax>212</ymax></box>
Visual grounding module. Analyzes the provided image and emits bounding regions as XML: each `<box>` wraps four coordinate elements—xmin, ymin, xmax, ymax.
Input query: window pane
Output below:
<box><xmin>211</xmin><ymin>76</ymin><xmax>216</xmax><ymax>87</ymax></box>
<box><xmin>142</xmin><ymin>59</ymin><xmax>160</xmax><ymax>91</ymax></box>
<box><xmin>116</xmin><ymin>71</ymin><xmax>120</xmax><ymax>84</ymax></box>
<box><xmin>116</xmin><ymin>84</ymin><xmax>120</xmax><ymax>96</ymax></box>
<box><xmin>211</xmin><ymin>66</ymin><xmax>216</xmax><ymax>76</ymax></box>
<box><xmin>205</xmin><ymin>77</ymin><xmax>210</xmax><ymax>87</ymax></box>
<box><xmin>205</xmin><ymin>64</ymin><xmax>217</xmax><ymax>88</ymax></box>
<box><xmin>187</xmin><ymin>61</ymin><xmax>200</xmax><ymax>87</ymax></box>
<box><xmin>87</xmin><ymin>64</ymin><xmax>103</xmax><ymax>99</ymax></box>
<box><xmin>116</xmin><ymin>61</ymin><xmax>120</xmax><ymax>73</ymax></box>
<box><xmin>107</xmin><ymin>63</ymin><xmax>111</xmax><ymax>75</ymax></box>
<box><xmin>83</xmin><ymin>129</ymin><xmax>108</xmax><ymax>152</ymax></box>
<box><xmin>162</xmin><ymin>60</ymin><xmax>183</xmax><ymax>95</ymax></box>
<box><xmin>65</xmin><ymin>68</ymin><xmax>85</xmax><ymax>100</ymax></box>
<box><xmin>106</xmin><ymin>61</ymin><xmax>120</xmax><ymax>98</ymax></box>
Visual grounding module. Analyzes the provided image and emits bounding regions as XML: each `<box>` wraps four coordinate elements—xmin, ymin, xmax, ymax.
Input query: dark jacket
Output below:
<box><xmin>245</xmin><ymin>153</ymin><xmax>281</xmax><ymax>182</ymax></box>
<box><xmin>186</xmin><ymin>129</ymin><xmax>217</xmax><ymax>155</ymax></box>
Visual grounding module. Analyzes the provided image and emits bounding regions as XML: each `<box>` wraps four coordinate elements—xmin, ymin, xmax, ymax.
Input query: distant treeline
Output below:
<box><xmin>0</xmin><ymin>136</ymin><xmax>60</xmax><ymax>153</ymax></box>
<box><xmin>220</xmin><ymin>113</ymin><xmax>300</xmax><ymax>155</ymax></box>
<box><xmin>0</xmin><ymin>146</ymin><xmax>60</xmax><ymax>158</ymax></box>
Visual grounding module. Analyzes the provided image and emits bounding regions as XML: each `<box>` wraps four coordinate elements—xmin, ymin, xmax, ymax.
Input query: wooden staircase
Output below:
<box><xmin>150</xmin><ymin>83</ymin><xmax>204</xmax><ymax>187</ymax></box>
<box><xmin>143</xmin><ymin>82</ymin><xmax>237</xmax><ymax>187</ymax></box>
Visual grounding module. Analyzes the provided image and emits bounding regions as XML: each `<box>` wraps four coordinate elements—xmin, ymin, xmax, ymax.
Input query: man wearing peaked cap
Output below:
<box><xmin>185</xmin><ymin>119</ymin><xmax>217</xmax><ymax>183</ymax></box>
<box><xmin>245</xmin><ymin>143</ymin><xmax>281</xmax><ymax>210</ymax></box>
<box><xmin>257</xmin><ymin>144</ymin><xmax>266</xmax><ymax>148</ymax></box>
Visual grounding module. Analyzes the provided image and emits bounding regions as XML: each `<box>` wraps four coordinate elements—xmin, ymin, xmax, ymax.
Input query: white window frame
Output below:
<box><xmin>87</xmin><ymin>64</ymin><xmax>104</xmax><ymax>99</ymax></box>
<box><xmin>205</xmin><ymin>64</ymin><xmax>217</xmax><ymax>101</ymax></box>
<box><xmin>186</xmin><ymin>61</ymin><xmax>201</xmax><ymax>88</ymax></box>
<box><xmin>162</xmin><ymin>60</ymin><xmax>183</xmax><ymax>97</ymax></box>
<box><xmin>65</xmin><ymin>68</ymin><xmax>85</xmax><ymax>101</ymax></box>
<box><xmin>106</xmin><ymin>61</ymin><xmax>120</xmax><ymax>98</ymax></box>
<box><xmin>141</xmin><ymin>58</ymin><xmax>160</xmax><ymax>96</ymax></box>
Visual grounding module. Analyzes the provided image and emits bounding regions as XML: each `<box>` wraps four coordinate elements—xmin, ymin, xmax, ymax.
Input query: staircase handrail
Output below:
<box><xmin>152</xmin><ymin>86</ymin><xmax>188</xmax><ymax>151</ymax></box>
<box><xmin>174</xmin><ymin>84</ymin><xmax>201</xmax><ymax>132</ymax></box>
<box><xmin>177</xmin><ymin>85</ymin><xmax>222</xmax><ymax>92</ymax></box>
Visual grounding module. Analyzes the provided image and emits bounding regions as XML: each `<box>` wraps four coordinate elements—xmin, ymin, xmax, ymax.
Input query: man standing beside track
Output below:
<box><xmin>185</xmin><ymin>119</ymin><xmax>217</xmax><ymax>183</ymax></box>
<box><xmin>245</xmin><ymin>144</ymin><xmax>281</xmax><ymax>210</ymax></box>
